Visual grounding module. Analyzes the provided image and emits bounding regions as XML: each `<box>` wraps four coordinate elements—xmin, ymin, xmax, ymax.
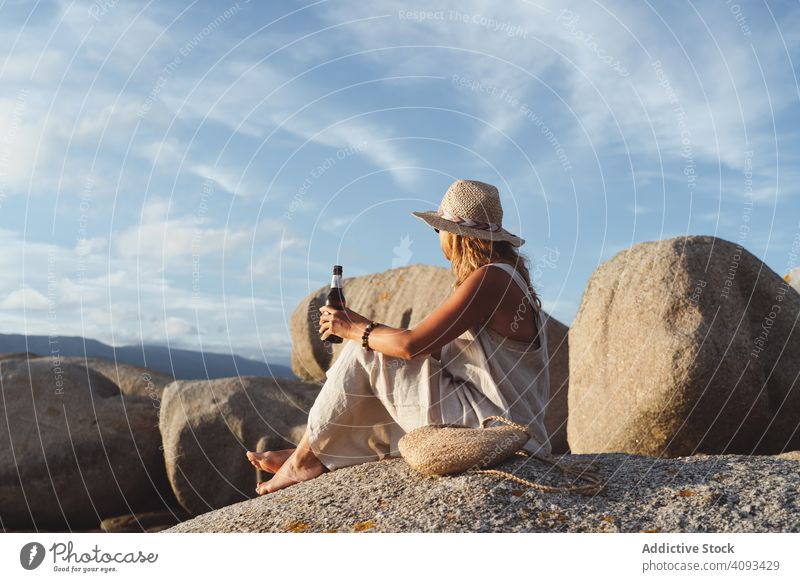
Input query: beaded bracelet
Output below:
<box><xmin>361</xmin><ymin>321</ymin><xmax>380</xmax><ymax>351</ymax></box>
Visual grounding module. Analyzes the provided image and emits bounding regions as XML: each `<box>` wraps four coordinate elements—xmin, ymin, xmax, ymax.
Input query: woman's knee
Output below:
<box><xmin>324</xmin><ymin>339</ymin><xmax>360</xmax><ymax>379</ymax></box>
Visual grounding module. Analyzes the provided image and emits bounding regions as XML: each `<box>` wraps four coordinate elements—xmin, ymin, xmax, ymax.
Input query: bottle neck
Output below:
<box><xmin>330</xmin><ymin>274</ymin><xmax>342</xmax><ymax>288</ymax></box>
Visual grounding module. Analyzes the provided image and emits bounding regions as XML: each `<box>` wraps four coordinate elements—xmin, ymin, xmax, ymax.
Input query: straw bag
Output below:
<box><xmin>398</xmin><ymin>415</ymin><xmax>604</xmax><ymax>496</ymax></box>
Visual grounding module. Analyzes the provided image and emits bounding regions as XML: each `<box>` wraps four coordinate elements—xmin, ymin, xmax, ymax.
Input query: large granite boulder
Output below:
<box><xmin>290</xmin><ymin>264</ymin><xmax>571</xmax><ymax>453</ymax></box>
<box><xmin>0</xmin><ymin>358</ymin><xmax>172</xmax><ymax>529</ymax></box>
<box><xmin>62</xmin><ymin>357</ymin><xmax>173</xmax><ymax>399</ymax></box>
<box><xmin>0</xmin><ymin>352</ymin><xmax>173</xmax><ymax>400</ymax></box>
<box><xmin>164</xmin><ymin>451</ymin><xmax>800</xmax><ymax>532</ymax></box>
<box><xmin>568</xmin><ymin>235</ymin><xmax>800</xmax><ymax>457</ymax></box>
<box><xmin>158</xmin><ymin>377</ymin><xmax>320</xmax><ymax>515</ymax></box>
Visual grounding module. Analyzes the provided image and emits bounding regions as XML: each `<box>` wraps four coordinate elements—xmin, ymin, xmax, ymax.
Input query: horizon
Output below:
<box><xmin>1</xmin><ymin>1</ymin><xmax>798</xmax><ymax>365</ymax></box>
<box><xmin>0</xmin><ymin>329</ymin><xmax>295</xmax><ymax>368</ymax></box>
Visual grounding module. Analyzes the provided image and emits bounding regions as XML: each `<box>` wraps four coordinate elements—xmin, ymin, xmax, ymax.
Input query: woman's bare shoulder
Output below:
<box><xmin>470</xmin><ymin>263</ymin><xmax>512</xmax><ymax>289</ymax></box>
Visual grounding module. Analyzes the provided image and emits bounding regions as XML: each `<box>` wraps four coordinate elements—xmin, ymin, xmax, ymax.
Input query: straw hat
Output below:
<box><xmin>410</xmin><ymin>179</ymin><xmax>525</xmax><ymax>247</ymax></box>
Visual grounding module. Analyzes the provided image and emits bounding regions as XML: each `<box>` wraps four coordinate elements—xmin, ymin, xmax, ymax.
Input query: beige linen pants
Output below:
<box><xmin>306</xmin><ymin>339</ymin><xmax>459</xmax><ymax>470</ymax></box>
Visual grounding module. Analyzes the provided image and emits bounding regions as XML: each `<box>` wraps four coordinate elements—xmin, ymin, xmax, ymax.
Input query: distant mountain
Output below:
<box><xmin>0</xmin><ymin>333</ymin><xmax>298</xmax><ymax>381</ymax></box>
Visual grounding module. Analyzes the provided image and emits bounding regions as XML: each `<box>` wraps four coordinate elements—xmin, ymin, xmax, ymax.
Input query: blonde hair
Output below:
<box><xmin>441</xmin><ymin>231</ymin><xmax>542</xmax><ymax>311</ymax></box>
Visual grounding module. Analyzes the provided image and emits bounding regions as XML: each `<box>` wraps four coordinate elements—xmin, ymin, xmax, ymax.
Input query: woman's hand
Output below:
<box><xmin>318</xmin><ymin>305</ymin><xmax>371</xmax><ymax>342</ymax></box>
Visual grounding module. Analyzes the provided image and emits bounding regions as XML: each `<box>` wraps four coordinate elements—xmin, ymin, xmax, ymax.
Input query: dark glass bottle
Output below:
<box><xmin>324</xmin><ymin>265</ymin><xmax>345</xmax><ymax>343</ymax></box>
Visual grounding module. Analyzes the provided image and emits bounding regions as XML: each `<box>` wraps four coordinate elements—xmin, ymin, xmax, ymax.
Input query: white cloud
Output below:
<box><xmin>76</xmin><ymin>236</ymin><xmax>108</xmax><ymax>256</ymax></box>
<box><xmin>56</xmin><ymin>0</ymin><xmax>170</xmax><ymax>73</ymax></box>
<box><xmin>0</xmin><ymin>90</ymin><xmax>45</xmax><ymax>194</ymax></box>
<box><xmin>275</xmin><ymin>114</ymin><xmax>421</xmax><ymax>187</ymax></box>
<box><xmin>0</xmin><ymin>227</ymin><xmax>293</xmax><ymax>360</ymax></box>
<box><xmin>186</xmin><ymin>162</ymin><xmax>250</xmax><ymax>198</ymax></box>
<box><xmin>162</xmin><ymin>59</ymin><xmax>290</xmax><ymax>140</ymax></box>
<box><xmin>113</xmin><ymin>197</ymin><xmax>252</xmax><ymax>260</ymax></box>
<box><xmin>309</xmin><ymin>0</ymin><xmax>798</xmax><ymax>187</ymax></box>
<box><xmin>318</xmin><ymin>214</ymin><xmax>357</xmax><ymax>234</ymax></box>
<box><xmin>57</xmin><ymin>277</ymin><xmax>104</xmax><ymax>305</ymax></box>
<box><xmin>247</xmin><ymin>223</ymin><xmax>308</xmax><ymax>279</ymax></box>
<box><xmin>0</xmin><ymin>1</ymin><xmax>202</xmax><ymax>201</ymax></box>
<box><xmin>138</xmin><ymin>137</ymin><xmax>256</xmax><ymax>197</ymax></box>
<box><xmin>0</xmin><ymin>287</ymin><xmax>50</xmax><ymax>311</ymax></box>
<box><xmin>165</xmin><ymin>316</ymin><xmax>197</xmax><ymax>336</ymax></box>
<box><xmin>628</xmin><ymin>204</ymin><xmax>652</xmax><ymax>216</ymax></box>
<box><xmin>0</xmin><ymin>88</ymin><xmax>161</xmax><ymax>200</ymax></box>
<box><xmin>156</xmin><ymin>50</ymin><xmax>423</xmax><ymax>187</ymax></box>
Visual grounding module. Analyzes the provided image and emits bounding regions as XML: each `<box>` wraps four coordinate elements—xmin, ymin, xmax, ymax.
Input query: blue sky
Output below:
<box><xmin>0</xmin><ymin>0</ymin><xmax>798</xmax><ymax>366</ymax></box>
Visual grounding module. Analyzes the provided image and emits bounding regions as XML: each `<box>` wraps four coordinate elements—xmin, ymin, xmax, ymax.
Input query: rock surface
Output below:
<box><xmin>99</xmin><ymin>509</ymin><xmax>191</xmax><ymax>533</ymax></box>
<box><xmin>62</xmin><ymin>356</ymin><xmax>174</xmax><ymax>399</ymax></box>
<box><xmin>568</xmin><ymin>236</ymin><xmax>800</xmax><ymax>457</ymax></box>
<box><xmin>0</xmin><ymin>352</ymin><xmax>173</xmax><ymax>399</ymax></box>
<box><xmin>164</xmin><ymin>451</ymin><xmax>800</xmax><ymax>533</ymax></box>
<box><xmin>158</xmin><ymin>376</ymin><xmax>320</xmax><ymax>515</ymax></box>
<box><xmin>0</xmin><ymin>358</ymin><xmax>173</xmax><ymax>529</ymax></box>
<box><xmin>0</xmin><ymin>351</ymin><xmax>39</xmax><ymax>361</ymax></box>
<box><xmin>290</xmin><ymin>264</ymin><xmax>571</xmax><ymax>453</ymax></box>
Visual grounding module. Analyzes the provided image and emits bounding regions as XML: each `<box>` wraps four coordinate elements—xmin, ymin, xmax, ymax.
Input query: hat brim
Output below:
<box><xmin>411</xmin><ymin>210</ymin><xmax>525</xmax><ymax>247</ymax></box>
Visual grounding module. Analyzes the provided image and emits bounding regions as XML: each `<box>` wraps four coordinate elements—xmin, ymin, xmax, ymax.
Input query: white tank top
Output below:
<box><xmin>437</xmin><ymin>262</ymin><xmax>552</xmax><ymax>460</ymax></box>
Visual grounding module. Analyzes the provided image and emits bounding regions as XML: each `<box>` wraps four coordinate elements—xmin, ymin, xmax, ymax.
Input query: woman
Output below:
<box><xmin>246</xmin><ymin>179</ymin><xmax>551</xmax><ymax>494</ymax></box>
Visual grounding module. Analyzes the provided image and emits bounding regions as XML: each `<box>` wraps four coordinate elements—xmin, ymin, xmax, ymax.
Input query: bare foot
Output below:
<box><xmin>246</xmin><ymin>448</ymin><xmax>295</xmax><ymax>473</ymax></box>
<box><xmin>255</xmin><ymin>448</ymin><xmax>328</xmax><ymax>495</ymax></box>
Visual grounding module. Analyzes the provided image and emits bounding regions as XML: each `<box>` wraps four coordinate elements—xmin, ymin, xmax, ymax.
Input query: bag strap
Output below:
<box><xmin>467</xmin><ymin>415</ymin><xmax>605</xmax><ymax>496</ymax></box>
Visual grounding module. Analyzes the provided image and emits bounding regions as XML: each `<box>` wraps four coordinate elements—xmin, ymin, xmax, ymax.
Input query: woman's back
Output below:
<box><xmin>437</xmin><ymin>261</ymin><xmax>552</xmax><ymax>459</ymax></box>
<box><xmin>479</xmin><ymin>262</ymin><xmax>542</xmax><ymax>348</ymax></box>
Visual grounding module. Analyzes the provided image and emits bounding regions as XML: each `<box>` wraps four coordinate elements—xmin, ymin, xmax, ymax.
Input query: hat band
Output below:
<box><xmin>440</xmin><ymin>210</ymin><xmax>502</xmax><ymax>233</ymax></box>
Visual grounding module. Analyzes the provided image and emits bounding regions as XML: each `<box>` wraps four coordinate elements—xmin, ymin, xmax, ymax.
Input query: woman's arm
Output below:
<box><xmin>354</xmin><ymin>323</ymin><xmax>446</xmax><ymax>359</ymax></box>
<box><xmin>319</xmin><ymin>266</ymin><xmax>501</xmax><ymax>360</ymax></box>
<box><xmin>397</xmin><ymin>265</ymin><xmax>500</xmax><ymax>359</ymax></box>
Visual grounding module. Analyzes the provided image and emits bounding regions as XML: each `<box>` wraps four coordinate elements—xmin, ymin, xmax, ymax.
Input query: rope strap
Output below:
<box><xmin>467</xmin><ymin>415</ymin><xmax>605</xmax><ymax>496</ymax></box>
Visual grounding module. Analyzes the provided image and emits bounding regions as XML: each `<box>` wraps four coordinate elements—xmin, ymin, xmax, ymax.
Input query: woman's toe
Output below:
<box><xmin>247</xmin><ymin>451</ymin><xmax>266</xmax><ymax>465</ymax></box>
